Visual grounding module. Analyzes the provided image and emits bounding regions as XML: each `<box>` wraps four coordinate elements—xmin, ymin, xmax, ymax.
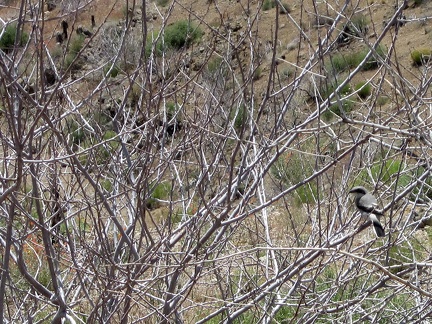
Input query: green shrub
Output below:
<box><xmin>207</xmin><ymin>56</ymin><xmax>223</xmax><ymax>73</ymax></box>
<box><xmin>320</xmin><ymin>79</ymin><xmax>353</xmax><ymax>120</ymax></box>
<box><xmin>362</xmin><ymin>44</ymin><xmax>387</xmax><ymax>70</ymax></box>
<box><xmin>377</xmin><ymin>95</ymin><xmax>389</xmax><ymax>107</ymax></box>
<box><xmin>327</xmin><ymin>45</ymin><xmax>386</xmax><ymax>73</ymax></box>
<box><xmin>388</xmin><ymin>239</ymin><xmax>428</xmax><ymax>273</ymax></box>
<box><xmin>253</xmin><ymin>66</ymin><xmax>262</xmax><ymax>80</ymax></box>
<box><xmin>350</xmin><ymin>14</ymin><xmax>369</xmax><ymax>36</ymax></box>
<box><xmin>50</xmin><ymin>46</ymin><xmax>63</xmax><ymax>60</ymax></box>
<box><xmin>146</xmin><ymin>20</ymin><xmax>203</xmax><ymax>57</ymax></box>
<box><xmin>231</xmin><ymin>105</ymin><xmax>248</xmax><ymax>129</ymax></box>
<box><xmin>272</xmin><ymin>151</ymin><xmax>319</xmax><ymax>205</ymax></box>
<box><xmin>324</xmin><ymin>100</ymin><xmax>354</xmax><ymax>120</ymax></box>
<box><xmin>355</xmin><ymin>81</ymin><xmax>372</xmax><ymax>99</ymax></box>
<box><xmin>93</xmin><ymin>131</ymin><xmax>120</xmax><ymax>163</ymax></box>
<box><xmin>411</xmin><ymin>48</ymin><xmax>432</xmax><ymax>66</ymax></box>
<box><xmin>64</xmin><ymin>53</ymin><xmax>75</xmax><ymax>69</ymax></box>
<box><xmin>320</xmin><ymin>79</ymin><xmax>352</xmax><ymax>101</ymax></box>
<box><xmin>69</xmin><ymin>34</ymin><xmax>85</xmax><ymax>55</ymax></box>
<box><xmin>354</xmin><ymin>159</ymin><xmax>432</xmax><ymax>202</ymax></box>
<box><xmin>282</xmin><ymin>68</ymin><xmax>293</xmax><ymax>79</ymax></box>
<box><xmin>104</xmin><ymin>64</ymin><xmax>120</xmax><ymax>78</ymax></box>
<box><xmin>411</xmin><ymin>166</ymin><xmax>432</xmax><ymax>201</ymax></box>
<box><xmin>263</xmin><ymin>0</ymin><xmax>276</xmax><ymax>11</ymax></box>
<box><xmin>101</xmin><ymin>179</ymin><xmax>113</xmax><ymax>192</ymax></box>
<box><xmin>165</xmin><ymin>21</ymin><xmax>200</xmax><ymax>49</ymax></box>
<box><xmin>170</xmin><ymin>210</ymin><xmax>182</xmax><ymax>224</ymax></box>
<box><xmin>354</xmin><ymin>160</ymin><xmax>411</xmax><ymax>191</ymax></box>
<box><xmin>66</xmin><ymin>120</ymin><xmax>86</xmax><ymax>145</ymax></box>
<box><xmin>0</xmin><ymin>23</ymin><xmax>29</xmax><ymax>53</ymax></box>
<box><xmin>156</xmin><ymin>0</ymin><xmax>170</xmax><ymax>6</ymax></box>
<box><xmin>278</xmin><ymin>2</ymin><xmax>291</xmax><ymax>13</ymax></box>
<box><xmin>146</xmin><ymin>182</ymin><xmax>172</xmax><ymax>209</ymax></box>
<box><xmin>166</xmin><ymin>101</ymin><xmax>176</xmax><ymax>114</ymax></box>
<box><xmin>64</xmin><ymin>35</ymin><xmax>85</xmax><ymax>70</ymax></box>
<box><xmin>274</xmin><ymin>306</ymin><xmax>298</xmax><ymax>322</ymax></box>
<box><xmin>206</xmin><ymin>56</ymin><xmax>228</xmax><ymax>81</ymax></box>
<box><xmin>130</xmin><ymin>83</ymin><xmax>141</xmax><ymax>107</ymax></box>
<box><xmin>328</xmin><ymin>53</ymin><xmax>358</xmax><ymax>73</ymax></box>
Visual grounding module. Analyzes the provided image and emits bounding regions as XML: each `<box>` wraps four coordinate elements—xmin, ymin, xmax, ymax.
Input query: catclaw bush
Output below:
<box><xmin>411</xmin><ymin>48</ymin><xmax>432</xmax><ymax>66</ymax></box>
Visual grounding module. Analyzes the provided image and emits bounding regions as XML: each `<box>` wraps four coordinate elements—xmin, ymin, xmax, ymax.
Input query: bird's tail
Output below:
<box><xmin>370</xmin><ymin>214</ymin><xmax>385</xmax><ymax>237</ymax></box>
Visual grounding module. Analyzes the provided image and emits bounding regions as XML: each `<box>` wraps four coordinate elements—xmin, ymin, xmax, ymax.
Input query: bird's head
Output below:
<box><xmin>349</xmin><ymin>186</ymin><xmax>368</xmax><ymax>195</ymax></box>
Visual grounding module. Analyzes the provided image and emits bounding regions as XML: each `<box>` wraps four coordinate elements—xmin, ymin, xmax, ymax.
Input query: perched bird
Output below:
<box><xmin>349</xmin><ymin>186</ymin><xmax>385</xmax><ymax>237</ymax></box>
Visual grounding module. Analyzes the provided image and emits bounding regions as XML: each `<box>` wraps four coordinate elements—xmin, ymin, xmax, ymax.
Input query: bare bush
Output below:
<box><xmin>0</xmin><ymin>0</ymin><xmax>432</xmax><ymax>323</ymax></box>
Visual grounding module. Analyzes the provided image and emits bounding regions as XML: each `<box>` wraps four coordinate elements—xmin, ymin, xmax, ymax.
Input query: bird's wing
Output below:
<box><xmin>358</xmin><ymin>193</ymin><xmax>378</xmax><ymax>213</ymax></box>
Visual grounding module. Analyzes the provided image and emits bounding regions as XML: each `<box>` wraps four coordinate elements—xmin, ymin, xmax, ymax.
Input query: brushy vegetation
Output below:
<box><xmin>388</xmin><ymin>238</ymin><xmax>429</xmax><ymax>274</ymax></box>
<box><xmin>353</xmin><ymin>159</ymin><xmax>432</xmax><ymax>202</ymax></box>
<box><xmin>320</xmin><ymin>79</ymin><xmax>352</xmax><ymax>100</ymax></box>
<box><xmin>69</xmin><ymin>34</ymin><xmax>85</xmax><ymax>55</ymax></box>
<box><xmin>64</xmin><ymin>35</ymin><xmax>85</xmax><ymax>70</ymax></box>
<box><xmin>327</xmin><ymin>45</ymin><xmax>386</xmax><ymax>74</ymax></box>
<box><xmin>253</xmin><ymin>66</ymin><xmax>262</xmax><ymax>80</ymax></box>
<box><xmin>354</xmin><ymin>81</ymin><xmax>372</xmax><ymax>99</ymax></box>
<box><xmin>278</xmin><ymin>2</ymin><xmax>291</xmax><ymax>13</ymax></box>
<box><xmin>355</xmin><ymin>159</ymin><xmax>410</xmax><ymax>188</ymax></box>
<box><xmin>104</xmin><ymin>63</ymin><xmax>120</xmax><ymax>78</ymax></box>
<box><xmin>95</xmin><ymin>131</ymin><xmax>120</xmax><ymax>164</ymax></box>
<box><xmin>262</xmin><ymin>0</ymin><xmax>276</xmax><ymax>11</ymax></box>
<box><xmin>66</xmin><ymin>119</ymin><xmax>86</xmax><ymax>147</ymax></box>
<box><xmin>349</xmin><ymin>14</ymin><xmax>369</xmax><ymax>36</ymax></box>
<box><xmin>0</xmin><ymin>23</ymin><xmax>28</xmax><ymax>53</ymax></box>
<box><xmin>272</xmin><ymin>151</ymin><xmax>319</xmax><ymax>205</ymax></box>
<box><xmin>262</xmin><ymin>0</ymin><xmax>290</xmax><ymax>13</ymax></box>
<box><xmin>207</xmin><ymin>56</ymin><xmax>223</xmax><ymax>74</ymax></box>
<box><xmin>411</xmin><ymin>48</ymin><xmax>432</xmax><ymax>66</ymax></box>
<box><xmin>377</xmin><ymin>95</ymin><xmax>390</xmax><ymax>107</ymax></box>
<box><xmin>205</xmin><ymin>56</ymin><xmax>229</xmax><ymax>83</ymax></box>
<box><xmin>231</xmin><ymin>105</ymin><xmax>248</xmax><ymax>130</ymax></box>
<box><xmin>156</xmin><ymin>0</ymin><xmax>170</xmax><ymax>6</ymax></box>
<box><xmin>146</xmin><ymin>182</ymin><xmax>172</xmax><ymax>209</ymax></box>
<box><xmin>320</xmin><ymin>79</ymin><xmax>353</xmax><ymax>120</ymax></box>
<box><xmin>259</xmin><ymin>0</ymin><xmax>291</xmax><ymax>12</ymax></box>
<box><xmin>146</xmin><ymin>20</ymin><xmax>203</xmax><ymax>57</ymax></box>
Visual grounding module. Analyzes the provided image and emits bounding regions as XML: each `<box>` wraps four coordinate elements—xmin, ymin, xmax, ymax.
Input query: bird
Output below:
<box><xmin>349</xmin><ymin>186</ymin><xmax>385</xmax><ymax>237</ymax></box>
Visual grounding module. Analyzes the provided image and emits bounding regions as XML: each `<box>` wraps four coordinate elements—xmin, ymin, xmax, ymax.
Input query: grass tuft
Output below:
<box><xmin>354</xmin><ymin>81</ymin><xmax>372</xmax><ymax>99</ymax></box>
<box><xmin>0</xmin><ymin>23</ymin><xmax>28</xmax><ymax>53</ymax></box>
<box><xmin>146</xmin><ymin>20</ymin><xmax>203</xmax><ymax>57</ymax></box>
<box><xmin>411</xmin><ymin>48</ymin><xmax>432</xmax><ymax>66</ymax></box>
